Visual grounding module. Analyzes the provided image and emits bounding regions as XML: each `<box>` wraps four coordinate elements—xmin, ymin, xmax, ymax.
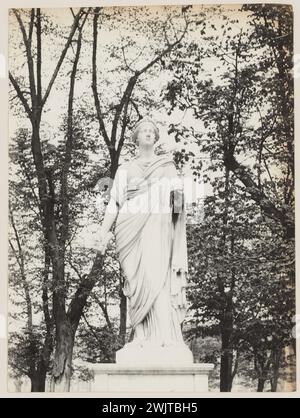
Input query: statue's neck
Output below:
<box><xmin>137</xmin><ymin>147</ymin><xmax>156</xmax><ymax>162</ymax></box>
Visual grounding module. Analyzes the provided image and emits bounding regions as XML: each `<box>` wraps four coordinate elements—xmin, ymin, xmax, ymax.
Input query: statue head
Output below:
<box><xmin>132</xmin><ymin>117</ymin><xmax>160</xmax><ymax>146</ymax></box>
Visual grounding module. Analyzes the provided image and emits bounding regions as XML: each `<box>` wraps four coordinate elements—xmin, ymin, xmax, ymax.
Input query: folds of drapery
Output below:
<box><xmin>170</xmin><ymin>192</ymin><xmax>188</xmax><ymax>324</ymax></box>
<box><xmin>109</xmin><ymin>156</ymin><xmax>188</xmax><ymax>330</ymax></box>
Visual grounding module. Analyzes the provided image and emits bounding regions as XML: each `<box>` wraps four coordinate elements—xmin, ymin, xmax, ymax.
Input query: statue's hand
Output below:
<box><xmin>98</xmin><ymin>231</ymin><xmax>114</xmax><ymax>255</ymax></box>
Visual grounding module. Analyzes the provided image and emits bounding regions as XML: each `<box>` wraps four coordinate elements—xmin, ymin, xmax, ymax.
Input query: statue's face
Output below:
<box><xmin>136</xmin><ymin>122</ymin><xmax>156</xmax><ymax>147</ymax></box>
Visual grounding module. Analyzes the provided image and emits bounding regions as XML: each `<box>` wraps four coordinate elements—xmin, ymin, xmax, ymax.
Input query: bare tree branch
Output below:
<box><xmin>41</xmin><ymin>8</ymin><xmax>84</xmax><ymax>106</ymax></box>
<box><xmin>9</xmin><ymin>72</ymin><xmax>32</xmax><ymax>117</ymax></box>
<box><xmin>13</xmin><ymin>9</ymin><xmax>37</xmax><ymax>104</ymax></box>
<box><xmin>92</xmin><ymin>7</ymin><xmax>111</xmax><ymax>150</ymax></box>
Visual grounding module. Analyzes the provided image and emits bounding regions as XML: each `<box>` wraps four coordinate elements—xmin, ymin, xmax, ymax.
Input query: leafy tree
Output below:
<box><xmin>163</xmin><ymin>4</ymin><xmax>294</xmax><ymax>238</ymax></box>
<box><xmin>8</xmin><ymin>130</ymin><xmax>54</xmax><ymax>391</ymax></box>
<box><xmin>187</xmin><ymin>168</ymin><xmax>294</xmax><ymax>391</ymax></box>
<box><xmin>162</xmin><ymin>4</ymin><xmax>294</xmax><ymax>391</ymax></box>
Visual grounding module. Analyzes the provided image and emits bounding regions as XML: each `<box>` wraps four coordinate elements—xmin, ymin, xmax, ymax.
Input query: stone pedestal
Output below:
<box><xmin>88</xmin><ymin>342</ymin><xmax>213</xmax><ymax>392</ymax></box>
<box><xmin>89</xmin><ymin>363</ymin><xmax>214</xmax><ymax>393</ymax></box>
<box><xmin>116</xmin><ymin>341</ymin><xmax>194</xmax><ymax>366</ymax></box>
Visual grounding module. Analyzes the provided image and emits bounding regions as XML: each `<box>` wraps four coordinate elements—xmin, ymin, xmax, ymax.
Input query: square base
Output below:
<box><xmin>89</xmin><ymin>364</ymin><xmax>214</xmax><ymax>393</ymax></box>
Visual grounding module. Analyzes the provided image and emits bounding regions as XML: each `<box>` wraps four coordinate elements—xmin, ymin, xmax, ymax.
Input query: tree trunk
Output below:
<box><xmin>30</xmin><ymin>339</ymin><xmax>53</xmax><ymax>392</ymax></box>
<box><xmin>254</xmin><ymin>356</ymin><xmax>269</xmax><ymax>393</ymax></box>
<box><xmin>220</xmin><ymin>291</ymin><xmax>234</xmax><ymax>392</ymax></box>
<box><xmin>257</xmin><ymin>378</ymin><xmax>265</xmax><ymax>392</ymax></box>
<box><xmin>30</xmin><ymin>368</ymin><xmax>47</xmax><ymax>392</ymax></box>
<box><xmin>270</xmin><ymin>377</ymin><xmax>278</xmax><ymax>392</ymax></box>
<box><xmin>219</xmin><ymin>168</ymin><xmax>234</xmax><ymax>393</ymax></box>
<box><xmin>50</xmin><ymin>320</ymin><xmax>74</xmax><ymax>392</ymax></box>
<box><xmin>220</xmin><ymin>329</ymin><xmax>233</xmax><ymax>392</ymax></box>
<box><xmin>30</xmin><ymin>376</ymin><xmax>39</xmax><ymax>392</ymax></box>
<box><xmin>270</xmin><ymin>348</ymin><xmax>281</xmax><ymax>392</ymax></box>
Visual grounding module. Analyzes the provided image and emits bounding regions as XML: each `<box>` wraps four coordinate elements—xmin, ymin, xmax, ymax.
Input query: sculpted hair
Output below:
<box><xmin>132</xmin><ymin>117</ymin><xmax>160</xmax><ymax>144</ymax></box>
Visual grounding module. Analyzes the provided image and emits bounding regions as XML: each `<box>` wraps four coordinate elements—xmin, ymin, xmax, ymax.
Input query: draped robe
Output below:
<box><xmin>110</xmin><ymin>154</ymin><xmax>188</xmax><ymax>347</ymax></box>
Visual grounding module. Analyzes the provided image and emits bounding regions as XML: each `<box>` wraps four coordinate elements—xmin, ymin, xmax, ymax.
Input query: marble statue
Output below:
<box><xmin>98</xmin><ymin>117</ymin><xmax>193</xmax><ymax>365</ymax></box>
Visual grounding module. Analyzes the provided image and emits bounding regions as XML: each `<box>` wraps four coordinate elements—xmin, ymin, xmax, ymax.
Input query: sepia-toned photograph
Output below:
<box><xmin>7</xmin><ymin>2</ymin><xmax>295</xmax><ymax>393</ymax></box>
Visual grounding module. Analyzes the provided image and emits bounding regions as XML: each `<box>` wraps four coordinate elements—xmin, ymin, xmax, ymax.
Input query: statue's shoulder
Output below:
<box><xmin>117</xmin><ymin>160</ymin><xmax>132</xmax><ymax>171</ymax></box>
<box><xmin>156</xmin><ymin>153</ymin><xmax>175</xmax><ymax>165</ymax></box>
<box><xmin>164</xmin><ymin>156</ymin><xmax>177</xmax><ymax>171</ymax></box>
<box><xmin>121</xmin><ymin>158</ymin><xmax>139</xmax><ymax>172</ymax></box>
<box><xmin>117</xmin><ymin>158</ymin><xmax>139</xmax><ymax>177</ymax></box>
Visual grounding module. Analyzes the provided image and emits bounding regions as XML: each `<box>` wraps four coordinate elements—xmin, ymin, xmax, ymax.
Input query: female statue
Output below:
<box><xmin>98</xmin><ymin>117</ymin><xmax>193</xmax><ymax>364</ymax></box>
